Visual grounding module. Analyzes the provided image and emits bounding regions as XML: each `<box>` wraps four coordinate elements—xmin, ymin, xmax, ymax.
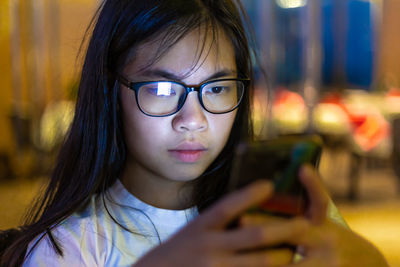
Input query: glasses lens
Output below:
<box><xmin>201</xmin><ymin>80</ymin><xmax>245</xmax><ymax>113</ymax></box>
<box><xmin>137</xmin><ymin>82</ymin><xmax>185</xmax><ymax>116</ymax></box>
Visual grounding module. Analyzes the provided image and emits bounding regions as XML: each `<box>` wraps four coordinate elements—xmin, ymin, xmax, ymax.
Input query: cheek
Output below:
<box><xmin>209</xmin><ymin>111</ymin><xmax>237</xmax><ymax>146</ymax></box>
<box><xmin>120</xmin><ymin>91</ymin><xmax>172</xmax><ymax>154</ymax></box>
<box><xmin>120</xmin><ymin>89</ymin><xmax>152</xmax><ymax>149</ymax></box>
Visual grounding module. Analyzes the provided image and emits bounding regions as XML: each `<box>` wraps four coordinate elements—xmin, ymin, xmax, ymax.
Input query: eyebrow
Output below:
<box><xmin>139</xmin><ymin>68</ymin><xmax>238</xmax><ymax>82</ymax></box>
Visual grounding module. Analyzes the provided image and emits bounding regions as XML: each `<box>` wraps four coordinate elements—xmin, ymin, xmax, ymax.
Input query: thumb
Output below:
<box><xmin>299</xmin><ymin>164</ymin><xmax>329</xmax><ymax>225</ymax></box>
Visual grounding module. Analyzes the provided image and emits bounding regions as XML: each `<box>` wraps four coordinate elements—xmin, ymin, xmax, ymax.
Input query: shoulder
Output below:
<box><xmin>22</xmin><ymin>180</ymin><xmax>197</xmax><ymax>266</ymax></box>
<box><xmin>23</xmin><ymin>195</ymin><xmax>142</xmax><ymax>267</ymax></box>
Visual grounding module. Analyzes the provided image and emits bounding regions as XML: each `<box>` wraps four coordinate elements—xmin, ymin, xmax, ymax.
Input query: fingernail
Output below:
<box><xmin>255</xmin><ymin>180</ymin><xmax>273</xmax><ymax>192</ymax></box>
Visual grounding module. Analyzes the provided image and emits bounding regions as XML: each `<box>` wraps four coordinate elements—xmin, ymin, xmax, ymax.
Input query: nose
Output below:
<box><xmin>172</xmin><ymin>92</ymin><xmax>208</xmax><ymax>132</ymax></box>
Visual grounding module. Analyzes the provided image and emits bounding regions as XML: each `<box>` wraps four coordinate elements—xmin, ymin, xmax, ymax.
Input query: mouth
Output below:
<box><xmin>168</xmin><ymin>150</ymin><xmax>207</xmax><ymax>163</ymax></box>
<box><xmin>168</xmin><ymin>142</ymin><xmax>207</xmax><ymax>163</ymax></box>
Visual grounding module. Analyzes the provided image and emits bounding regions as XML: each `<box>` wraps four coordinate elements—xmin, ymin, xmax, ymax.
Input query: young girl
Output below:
<box><xmin>2</xmin><ymin>0</ymin><xmax>389</xmax><ymax>266</ymax></box>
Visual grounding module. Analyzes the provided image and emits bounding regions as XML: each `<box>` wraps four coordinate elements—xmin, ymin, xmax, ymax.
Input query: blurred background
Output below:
<box><xmin>0</xmin><ymin>0</ymin><xmax>399</xmax><ymax>265</ymax></box>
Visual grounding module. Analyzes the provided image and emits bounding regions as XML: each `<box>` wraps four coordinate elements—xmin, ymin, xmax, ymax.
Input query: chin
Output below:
<box><xmin>167</xmin><ymin>168</ymin><xmax>206</xmax><ymax>182</ymax></box>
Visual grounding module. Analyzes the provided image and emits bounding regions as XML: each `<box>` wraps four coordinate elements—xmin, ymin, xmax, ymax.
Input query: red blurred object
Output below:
<box><xmin>274</xmin><ymin>88</ymin><xmax>306</xmax><ymax>110</ymax></box>
<box><xmin>319</xmin><ymin>92</ymin><xmax>389</xmax><ymax>152</ymax></box>
<box><xmin>353</xmin><ymin>114</ymin><xmax>389</xmax><ymax>151</ymax></box>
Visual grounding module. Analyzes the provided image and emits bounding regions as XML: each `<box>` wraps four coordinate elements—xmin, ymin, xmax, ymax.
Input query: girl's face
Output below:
<box><xmin>120</xmin><ymin>29</ymin><xmax>237</xmax><ymax>200</ymax></box>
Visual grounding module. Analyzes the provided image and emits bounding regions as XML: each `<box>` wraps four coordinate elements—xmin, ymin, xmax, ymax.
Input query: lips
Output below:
<box><xmin>168</xmin><ymin>142</ymin><xmax>207</xmax><ymax>163</ymax></box>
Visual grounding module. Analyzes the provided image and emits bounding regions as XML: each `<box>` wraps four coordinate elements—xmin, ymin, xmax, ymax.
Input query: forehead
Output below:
<box><xmin>123</xmin><ymin>28</ymin><xmax>236</xmax><ymax>82</ymax></box>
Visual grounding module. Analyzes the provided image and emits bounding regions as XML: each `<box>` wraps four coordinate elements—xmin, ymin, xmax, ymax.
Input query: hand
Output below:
<box><xmin>134</xmin><ymin>180</ymin><xmax>309</xmax><ymax>267</ymax></box>
<box><xmin>289</xmin><ymin>165</ymin><xmax>389</xmax><ymax>267</ymax></box>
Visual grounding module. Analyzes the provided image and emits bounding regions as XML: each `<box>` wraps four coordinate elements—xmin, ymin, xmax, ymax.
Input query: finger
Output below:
<box><xmin>197</xmin><ymin>180</ymin><xmax>274</xmax><ymax>229</ymax></box>
<box><xmin>223</xmin><ymin>248</ymin><xmax>294</xmax><ymax>267</ymax></box>
<box><xmin>294</xmin><ymin>219</ymin><xmax>340</xmax><ymax>250</ymax></box>
<box><xmin>299</xmin><ymin>164</ymin><xmax>329</xmax><ymax>225</ymax></box>
<box><xmin>213</xmin><ymin>217</ymin><xmax>309</xmax><ymax>251</ymax></box>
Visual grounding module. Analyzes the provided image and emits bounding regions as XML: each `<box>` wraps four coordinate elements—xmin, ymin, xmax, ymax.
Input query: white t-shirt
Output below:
<box><xmin>23</xmin><ymin>180</ymin><xmax>198</xmax><ymax>267</ymax></box>
<box><xmin>23</xmin><ymin>180</ymin><xmax>347</xmax><ymax>267</ymax></box>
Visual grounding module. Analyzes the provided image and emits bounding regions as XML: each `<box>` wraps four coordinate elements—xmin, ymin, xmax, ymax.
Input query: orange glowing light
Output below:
<box><xmin>353</xmin><ymin>114</ymin><xmax>389</xmax><ymax>152</ymax></box>
<box><xmin>272</xmin><ymin>88</ymin><xmax>308</xmax><ymax>133</ymax></box>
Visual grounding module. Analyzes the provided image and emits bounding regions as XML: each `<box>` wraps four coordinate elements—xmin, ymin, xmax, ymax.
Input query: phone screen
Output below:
<box><xmin>229</xmin><ymin>135</ymin><xmax>322</xmax><ymax>217</ymax></box>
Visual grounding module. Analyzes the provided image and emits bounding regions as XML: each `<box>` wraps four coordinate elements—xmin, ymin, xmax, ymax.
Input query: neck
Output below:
<box><xmin>121</xmin><ymin>159</ymin><xmax>194</xmax><ymax>210</ymax></box>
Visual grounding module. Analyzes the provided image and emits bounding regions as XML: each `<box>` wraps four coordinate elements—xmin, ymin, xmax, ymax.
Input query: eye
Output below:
<box><xmin>144</xmin><ymin>82</ymin><xmax>176</xmax><ymax>97</ymax></box>
<box><xmin>204</xmin><ymin>86</ymin><xmax>230</xmax><ymax>95</ymax></box>
<box><xmin>211</xmin><ymin>86</ymin><xmax>224</xmax><ymax>94</ymax></box>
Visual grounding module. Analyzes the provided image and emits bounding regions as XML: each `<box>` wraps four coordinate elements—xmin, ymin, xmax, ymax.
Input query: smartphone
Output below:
<box><xmin>229</xmin><ymin>135</ymin><xmax>323</xmax><ymax>218</ymax></box>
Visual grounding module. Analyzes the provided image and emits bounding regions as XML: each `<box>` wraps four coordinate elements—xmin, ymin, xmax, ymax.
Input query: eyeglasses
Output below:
<box><xmin>118</xmin><ymin>76</ymin><xmax>249</xmax><ymax>117</ymax></box>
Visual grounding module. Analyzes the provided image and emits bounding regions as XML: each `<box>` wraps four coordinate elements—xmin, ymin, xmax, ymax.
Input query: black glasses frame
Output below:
<box><xmin>118</xmin><ymin>76</ymin><xmax>250</xmax><ymax>117</ymax></box>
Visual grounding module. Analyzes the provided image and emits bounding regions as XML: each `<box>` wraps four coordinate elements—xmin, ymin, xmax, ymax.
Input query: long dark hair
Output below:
<box><xmin>1</xmin><ymin>0</ymin><xmax>254</xmax><ymax>265</ymax></box>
